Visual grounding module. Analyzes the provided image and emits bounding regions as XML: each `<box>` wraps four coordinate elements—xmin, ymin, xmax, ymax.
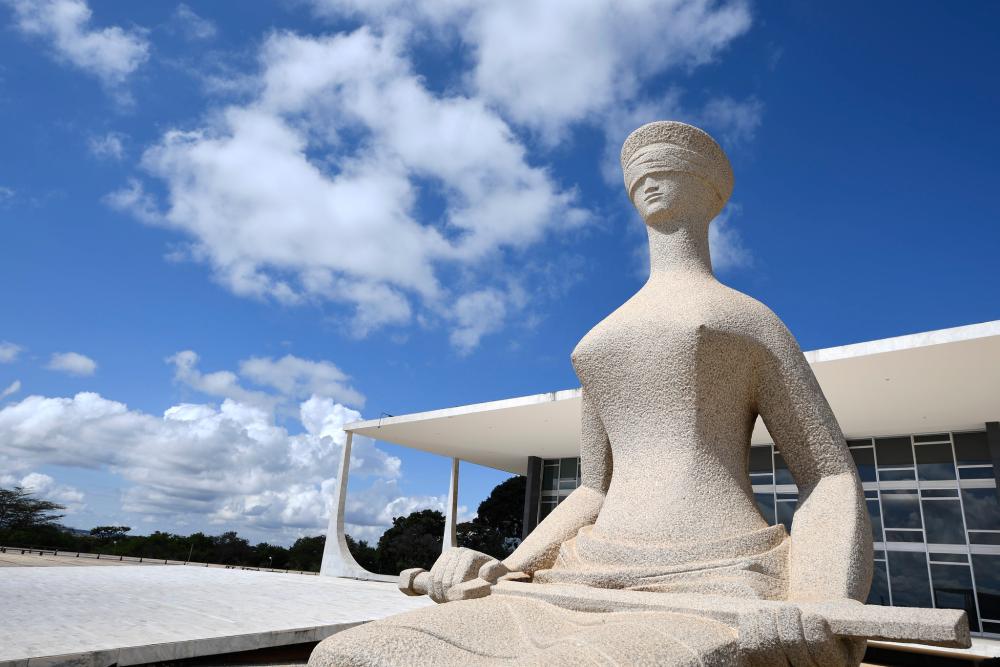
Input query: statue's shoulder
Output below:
<box><xmin>713</xmin><ymin>284</ymin><xmax>793</xmax><ymax>346</ymax></box>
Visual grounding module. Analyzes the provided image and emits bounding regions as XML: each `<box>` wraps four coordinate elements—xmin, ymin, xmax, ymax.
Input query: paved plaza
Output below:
<box><xmin>0</xmin><ymin>551</ymin><xmax>165</xmax><ymax>568</ymax></box>
<box><xmin>0</xmin><ymin>565</ymin><xmax>432</xmax><ymax>666</ymax></box>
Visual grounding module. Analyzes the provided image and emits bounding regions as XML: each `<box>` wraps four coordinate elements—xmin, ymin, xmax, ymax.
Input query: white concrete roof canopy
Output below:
<box><xmin>346</xmin><ymin>321</ymin><xmax>1000</xmax><ymax>475</ymax></box>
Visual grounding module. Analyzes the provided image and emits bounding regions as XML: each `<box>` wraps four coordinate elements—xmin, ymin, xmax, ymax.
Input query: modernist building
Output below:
<box><xmin>320</xmin><ymin>320</ymin><xmax>1000</xmax><ymax>649</ymax></box>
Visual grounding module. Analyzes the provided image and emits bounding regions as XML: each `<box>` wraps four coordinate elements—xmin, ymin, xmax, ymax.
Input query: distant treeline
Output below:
<box><xmin>0</xmin><ymin>476</ymin><xmax>525</xmax><ymax>574</ymax></box>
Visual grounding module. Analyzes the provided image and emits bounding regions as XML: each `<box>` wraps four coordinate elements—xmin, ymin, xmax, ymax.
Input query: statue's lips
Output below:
<box><xmin>644</xmin><ymin>193</ymin><xmax>666</xmax><ymax>203</ymax></box>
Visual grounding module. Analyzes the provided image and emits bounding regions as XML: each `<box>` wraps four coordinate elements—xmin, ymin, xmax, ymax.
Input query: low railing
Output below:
<box><xmin>0</xmin><ymin>545</ymin><xmax>318</xmax><ymax>575</ymax></box>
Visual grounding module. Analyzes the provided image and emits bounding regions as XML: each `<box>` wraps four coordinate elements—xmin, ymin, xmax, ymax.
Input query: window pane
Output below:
<box><xmin>851</xmin><ymin>448</ymin><xmax>877</xmax><ymax>483</ymax></box>
<box><xmin>922</xmin><ymin>489</ymin><xmax>958</xmax><ymax>498</ymax></box>
<box><xmin>929</xmin><ymin>553</ymin><xmax>968</xmax><ymax>564</ymax></box>
<box><xmin>776</xmin><ymin>501</ymin><xmax>795</xmax><ymax>532</ymax></box>
<box><xmin>538</xmin><ymin>500</ymin><xmax>556</xmax><ymax>521</ymax></box>
<box><xmin>879</xmin><ymin>469</ymin><xmax>916</xmax><ymax>482</ymax></box>
<box><xmin>961</xmin><ymin>488</ymin><xmax>1000</xmax><ymax>531</ymax></box>
<box><xmin>867</xmin><ymin>499</ymin><xmax>883</xmax><ymax>542</ymax></box>
<box><xmin>915</xmin><ymin>443</ymin><xmax>957</xmax><ymax>481</ymax></box>
<box><xmin>882</xmin><ymin>491</ymin><xmax>922</xmax><ymax>529</ymax></box>
<box><xmin>885</xmin><ymin>530</ymin><xmax>924</xmax><ymax>543</ymax></box>
<box><xmin>931</xmin><ymin>564</ymin><xmax>979</xmax><ymax>633</ymax></box>
<box><xmin>868</xmin><ymin>560</ymin><xmax>891</xmax><ymax>606</ymax></box>
<box><xmin>542</xmin><ymin>465</ymin><xmax>557</xmax><ymax>491</ymax></box>
<box><xmin>922</xmin><ymin>499</ymin><xmax>967</xmax><ymax>545</ymax></box>
<box><xmin>749</xmin><ymin>446</ymin><xmax>773</xmax><ymax>474</ymax></box>
<box><xmin>914</xmin><ymin>434</ymin><xmax>949</xmax><ymax>443</ymax></box>
<box><xmin>969</xmin><ymin>532</ymin><xmax>1000</xmax><ymax>545</ymax></box>
<box><xmin>954</xmin><ymin>432</ymin><xmax>990</xmax><ymax>466</ymax></box>
<box><xmin>558</xmin><ymin>478</ymin><xmax>577</xmax><ymax>492</ymax></box>
<box><xmin>876</xmin><ymin>437</ymin><xmax>914</xmax><ymax>467</ymax></box>
<box><xmin>959</xmin><ymin>467</ymin><xmax>996</xmax><ymax>480</ymax></box>
<box><xmin>972</xmin><ymin>555</ymin><xmax>1000</xmax><ymax>622</ymax></box>
<box><xmin>773</xmin><ymin>452</ymin><xmax>794</xmax><ymax>486</ymax></box>
<box><xmin>559</xmin><ymin>457</ymin><xmax>577</xmax><ymax>480</ymax></box>
<box><xmin>847</xmin><ymin>438</ymin><xmax>873</xmax><ymax>448</ymax></box>
<box><xmin>887</xmin><ymin>550</ymin><xmax>932</xmax><ymax>607</ymax></box>
<box><xmin>755</xmin><ymin>493</ymin><xmax>775</xmax><ymax>525</ymax></box>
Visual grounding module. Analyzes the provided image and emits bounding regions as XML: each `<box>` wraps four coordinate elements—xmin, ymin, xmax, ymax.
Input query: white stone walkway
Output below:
<box><xmin>0</xmin><ymin>565</ymin><xmax>432</xmax><ymax>667</ymax></box>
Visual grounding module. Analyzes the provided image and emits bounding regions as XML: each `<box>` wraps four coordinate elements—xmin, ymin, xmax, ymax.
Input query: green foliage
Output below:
<box><xmin>287</xmin><ymin>535</ymin><xmax>325</xmax><ymax>571</ymax></box>
<box><xmin>0</xmin><ymin>486</ymin><xmax>66</xmax><ymax>530</ymax></box>
<box><xmin>457</xmin><ymin>475</ymin><xmax>526</xmax><ymax>559</ymax></box>
<box><xmin>375</xmin><ymin>508</ymin><xmax>445</xmax><ymax>574</ymax></box>
<box><xmin>345</xmin><ymin>534</ymin><xmax>379</xmax><ymax>572</ymax></box>
<box><xmin>90</xmin><ymin>525</ymin><xmax>131</xmax><ymax>540</ymax></box>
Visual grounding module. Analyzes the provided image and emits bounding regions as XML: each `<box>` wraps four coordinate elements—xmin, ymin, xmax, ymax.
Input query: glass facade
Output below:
<box><xmin>536</xmin><ymin>457</ymin><xmax>582</xmax><ymax>523</ymax></box>
<box><xmin>533</xmin><ymin>429</ymin><xmax>999</xmax><ymax>638</ymax></box>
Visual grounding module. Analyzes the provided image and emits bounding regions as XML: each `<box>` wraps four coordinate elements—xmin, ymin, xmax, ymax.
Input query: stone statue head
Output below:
<box><xmin>621</xmin><ymin>121</ymin><xmax>733</xmax><ymax>228</ymax></box>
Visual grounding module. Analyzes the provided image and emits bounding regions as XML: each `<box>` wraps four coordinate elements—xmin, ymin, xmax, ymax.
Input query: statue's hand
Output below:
<box><xmin>426</xmin><ymin>547</ymin><xmax>508</xmax><ymax>604</ymax></box>
<box><xmin>740</xmin><ymin>601</ymin><xmax>867</xmax><ymax>667</ymax></box>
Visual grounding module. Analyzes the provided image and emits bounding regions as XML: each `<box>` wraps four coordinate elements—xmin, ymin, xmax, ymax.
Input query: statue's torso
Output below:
<box><xmin>571</xmin><ymin>275</ymin><xmax>772</xmax><ymax>547</ymax></box>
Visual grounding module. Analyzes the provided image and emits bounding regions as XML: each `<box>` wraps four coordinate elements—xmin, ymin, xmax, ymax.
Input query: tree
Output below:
<box><xmin>474</xmin><ymin>476</ymin><xmax>525</xmax><ymax>538</ymax></box>
<box><xmin>0</xmin><ymin>486</ymin><xmax>65</xmax><ymax>530</ymax></box>
<box><xmin>287</xmin><ymin>535</ymin><xmax>325</xmax><ymax>571</ymax></box>
<box><xmin>376</xmin><ymin>509</ymin><xmax>444</xmax><ymax>574</ymax></box>
<box><xmin>90</xmin><ymin>525</ymin><xmax>131</xmax><ymax>541</ymax></box>
<box><xmin>211</xmin><ymin>531</ymin><xmax>253</xmax><ymax>565</ymax></box>
<box><xmin>253</xmin><ymin>541</ymin><xmax>290</xmax><ymax>569</ymax></box>
<box><xmin>457</xmin><ymin>476</ymin><xmax>526</xmax><ymax>559</ymax></box>
<box><xmin>346</xmin><ymin>534</ymin><xmax>379</xmax><ymax>572</ymax></box>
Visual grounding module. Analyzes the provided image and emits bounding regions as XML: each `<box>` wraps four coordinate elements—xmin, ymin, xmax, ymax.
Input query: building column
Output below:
<box><xmin>522</xmin><ymin>456</ymin><xmax>542</xmax><ymax>539</ymax></box>
<box><xmin>320</xmin><ymin>431</ymin><xmax>394</xmax><ymax>581</ymax></box>
<box><xmin>442</xmin><ymin>458</ymin><xmax>460</xmax><ymax>551</ymax></box>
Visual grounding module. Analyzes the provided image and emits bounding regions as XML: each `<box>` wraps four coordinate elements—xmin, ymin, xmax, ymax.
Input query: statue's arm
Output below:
<box><xmin>501</xmin><ymin>387</ymin><xmax>610</xmax><ymax>575</ymax></box>
<box><xmin>754</xmin><ymin>315</ymin><xmax>873</xmax><ymax>603</ymax></box>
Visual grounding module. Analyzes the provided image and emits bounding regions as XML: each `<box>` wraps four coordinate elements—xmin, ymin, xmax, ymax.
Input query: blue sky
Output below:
<box><xmin>0</xmin><ymin>1</ymin><xmax>997</xmax><ymax>546</ymax></box>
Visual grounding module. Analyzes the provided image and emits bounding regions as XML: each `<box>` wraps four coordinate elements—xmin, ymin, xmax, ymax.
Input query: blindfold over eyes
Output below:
<box><xmin>623</xmin><ymin>144</ymin><xmax>725</xmax><ymax>202</ymax></box>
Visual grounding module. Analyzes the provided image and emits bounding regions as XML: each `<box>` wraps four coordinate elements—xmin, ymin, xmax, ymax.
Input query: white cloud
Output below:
<box><xmin>168</xmin><ymin>350</ymin><xmax>276</xmax><ymax>410</ymax></box>
<box><xmin>448</xmin><ymin>288</ymin><xmax>509</xmax><ymax>354</ymax></box>
<box><xmin>109</xmin><ymin>27</ymin><xmax>588</xmax><ymax>350</ymax></box>
<box><xmin>46</xmin><ymin>351</ymin><xmax>97</xmax><ymax>376</ymax></box>
<box><xmin>168</xmin><ymin>350</ymin><xmax>365</xmax><ymax>411</ymax></box>
<box><xmin>709</xmin><ymin>204</ymin><xmax>753</xmax><ymax>272</ymax></box>
<box><xmin>103</xmin><ymin>178</ymin><xmax>161</xmax><ymax>224</ymax></box>
<box><xmin>110</xmin><ymin>1</ymin><xmax>755</xmax><ymax>350</ymax></box>
<box><xmin>314</xmin><ymin>0</ymin><xmax>751</xmax><ymax>140</ymax></box>
<box><xmin>0</xmin><ymin>380</ymin><xmax>20</xmax><ymax>399</ymax></box>
<box><xmin>88</xmin><ymin>132</ymin><xmax>126</xmax><ymax>160</ymax></box>
<box><xmin>19</xmin><ymin>472</ymin><xmax>85</xmax><ymax>510</ymax></box>
<box><xmin>0</xmin><ymin>341</ymin><xmax>22</xmax><ymax>363</ymax></box>
<box><xmin>5</xmin><ymin>0</ymin><xmax>149</xmax><ymax>91</ymax></box>
<box><xmin>0</xmin><ymin>185</ymin><xmax>14</xmax><ymax>203</ymax></box>
<box><xmin>698</xmin><ymin>96</ymin><xmax>764</xmax><ymax>146</ymax></box>
<box><xmin>0</xmin><ymin>390</ymin><xmax>401</xmax><ymax>541</ymax></box>
<box><xmin>239</xmin><ymin>355</ymin><xmax>364</xmax><ymax>407</ymax></box>
<box><xmin>172</xmin><ymin>4</ymin><xmax>216</xmax><ymax>41</ymax></box>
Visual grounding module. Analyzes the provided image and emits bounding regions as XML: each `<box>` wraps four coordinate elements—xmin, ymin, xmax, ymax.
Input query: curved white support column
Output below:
<box><xmin>442</xmin><ymin>458</ymin><xmax>460</xmax><ymax>551</ymax></box>
<box><xmin>320</xmin><ymin>431</ymin><xmax>395</xmax><ymax>581</ymax></box>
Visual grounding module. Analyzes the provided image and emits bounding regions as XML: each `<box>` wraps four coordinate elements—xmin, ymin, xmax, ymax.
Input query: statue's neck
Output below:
<box><xmin>645</xmin><ymin>220</ymin><xmax>714</xmax><ymax>281</ymax></box>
